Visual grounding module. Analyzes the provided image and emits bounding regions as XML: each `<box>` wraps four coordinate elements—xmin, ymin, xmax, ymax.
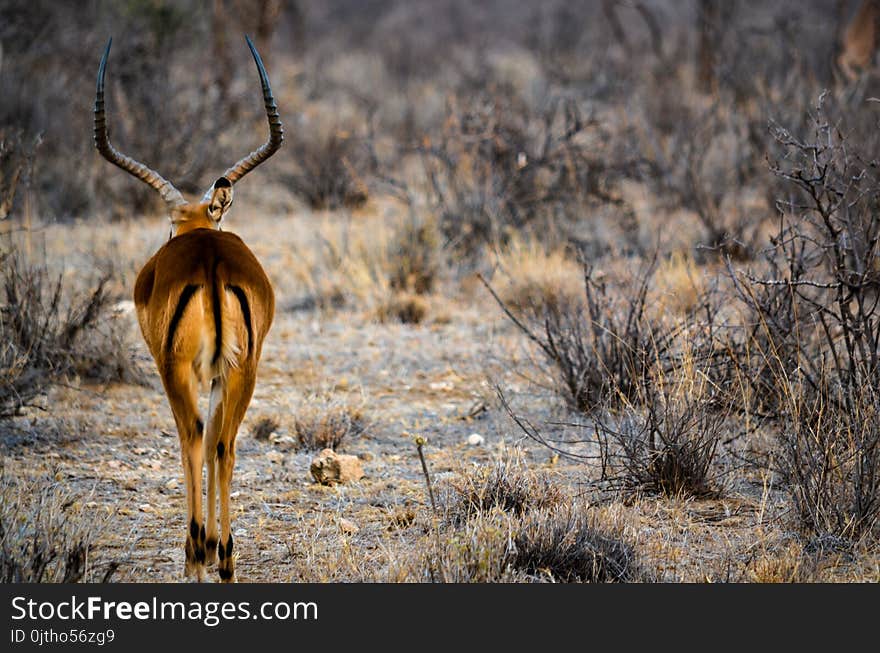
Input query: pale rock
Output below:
<box><xmin>310</xmin><ymin>448</ymin><xmax>365</xmax><ymax>485</ymax></box>
<box><xmin>467</xmin><ymin>433</ymin><xmax>485</xmax><ymax>446</ymax></box>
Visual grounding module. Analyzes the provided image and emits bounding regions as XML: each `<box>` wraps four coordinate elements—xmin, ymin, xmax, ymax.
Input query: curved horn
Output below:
<box><xmin>94</xmin><ymin>38</ymin><xmax>186</xmax><ymax>208</ymax></box>
<box><xmin>216</xmin><ymin>35</ymin><xmax>284</xmax><ymax>187</ymax></box>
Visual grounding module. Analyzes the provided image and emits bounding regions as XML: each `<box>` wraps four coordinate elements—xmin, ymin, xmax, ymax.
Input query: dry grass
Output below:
<box><xmin>283</xmin><ymin>210</ymin><xmax>439</xmax><ymax>324</ymax></box>
<box><xmin>439</xmin><ymin>447</ymin><xmax>561</xmax><ymax>524</ymax></box>
<box><xmin>748</xmin><ymin>540</ymin><xmax>819</xmax><ymax>583</ymax></box>
<box><xmin>401</xmin><ymin>502</ymin><xmax>649</xmax><ymax>583</ymax></box>
<box><xmin>0</xmin><ymin>469</ymin><xmax>112</xmax><ymax>582</ymax></box>
<box><xmin>653</xmin><ymin>251</ymin><xmax>707</xmax><ymax>316</ymax></box>
<box><xmin>375</xmin><ymin>292</ymin><xmax>430</xmax><ymax>324</ymax></box>
<box><xmin>0</xmin><ymin>241</ymin><xmax>144</xmax><ymax>417</ymax></box>
<box><xmin>251</xmin><ymin>416</ymin><xmax>280</xmax><ymax>442</ymax></box>
<box><xmin>492</xmin><ymin>236</ymin><xmax>583</xmax><ymax>318</ymax></box>
<box><xmin>394</xmin><ymin>447</ymin><xmax>650</xmax><ymax>583</ymax></box>
<box><xmin>293</xmin><ymin>403</ymin><xmax>367</xmax><ymax>452</ymax></box>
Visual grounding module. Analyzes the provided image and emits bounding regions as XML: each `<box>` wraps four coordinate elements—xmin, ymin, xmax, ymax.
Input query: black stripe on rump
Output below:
<box><xmin>166</xmin><ymin>284</ymin><xmax>200</xmax><ymax>354</ymax></box>
<box><xmin>211</xmin><ymin>259</ymin><xmax>222</xmax><ymax>365</ymax></box>
<box><xmin>227</xmin><ymin>285</ymin><xmax>253</xmax><ymax>357</ymax></box>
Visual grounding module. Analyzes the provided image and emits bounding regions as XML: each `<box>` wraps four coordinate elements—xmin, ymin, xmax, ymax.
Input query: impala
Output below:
<box><xmin>94</xmin><ymin>35</ymin><xmax>282</xmax><ymax>582</ymax></box>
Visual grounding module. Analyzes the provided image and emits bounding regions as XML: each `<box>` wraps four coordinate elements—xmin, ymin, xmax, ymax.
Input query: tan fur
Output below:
<box><xmin>133</xmin><ymin>193</ymin><xmax>274</xmax><ymax>583</ymax></box>
<box><xmin>838</xmin><ymin>0</ymin><xmax>880</xmax><ymax>82</ymax></box>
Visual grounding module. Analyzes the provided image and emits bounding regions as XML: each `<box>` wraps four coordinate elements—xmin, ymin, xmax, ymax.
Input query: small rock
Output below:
<box><xmin>338</xmin><ymin>518</ymin><xmax>359</xmax><ymax>535</ymax></box>
<box><xmin>310</xmin><ymin>448</ymin><xmax>365</xmax><ymax>485</ymax></box>
<box><xmin>467</xmin><ymin>433</ymin><xmax>485</xmax><ymax>446</ymax></box>
<box><xmin>164</xmin><ymin>479</ymin><xmax>177</xmax><ymax>490</ymax></box>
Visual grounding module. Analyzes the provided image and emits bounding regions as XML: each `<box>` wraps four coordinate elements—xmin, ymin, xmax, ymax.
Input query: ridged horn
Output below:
<box><xmin>211</xmin><ymin>35</ymin><xmax>284</xmax><ymax>192</ymax></box>
<box><xmin>94</xmin><ymin>38</ymin><xmax>186</xmax><ymax>208</ymax></box>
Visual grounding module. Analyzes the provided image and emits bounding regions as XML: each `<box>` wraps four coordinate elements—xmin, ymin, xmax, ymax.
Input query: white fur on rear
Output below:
<box><xmin>217</xmin><ymin>287</ymin><xmax>242</xmax><ymax>375</ymax></box>
<box><xmin>185</xmin><ymin>285</ymin><xmax>242</xmax><ymax>391</ymax></box>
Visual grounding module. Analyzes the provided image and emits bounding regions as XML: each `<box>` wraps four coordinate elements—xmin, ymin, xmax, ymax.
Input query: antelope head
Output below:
<box><xmin>94</xmin><ymin>35</ymin><xmax>284</xmax><ymax>235</ymax></box>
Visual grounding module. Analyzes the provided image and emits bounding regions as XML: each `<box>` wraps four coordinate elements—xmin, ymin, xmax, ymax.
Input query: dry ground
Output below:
<box><xmin>2</xmin><ymin>196</ymin><xmax>879</xmax><ymax>583</ymax></box>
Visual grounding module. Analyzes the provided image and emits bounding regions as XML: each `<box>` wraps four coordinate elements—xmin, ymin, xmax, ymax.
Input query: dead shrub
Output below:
<box><xmin>375</xmin><ymin>292</ymin><xmax>429</xmax><ymax>325</ymax></box>
<box><xmin>286</xmin><ymin>131</ymin><xmax>371</xmax><ymax>211</ymax></box>
<box><xmin>733</xmin><ymin>96</ymin><xmax>880</xmax><ymax>541</ymax></box>
<box><xmin>0</xmin><ymin>243</ymin><xmax>143</xmax><ymax>418</ymax></box>
<box><xmin>387</xmin><ymin>217</ymin><xmax>440</xmax><ymax>295</ymax></box>
<box><xmin>251</xmin><ymin>416</ymin><xmax>280</xmax><ymax>441</ymax></box>
<box><xmin>418</xmin><ymin>503</ymin><xmax>649</xmax><ymax>583</ymax></box>
<box><xmin>423</xmin><ymin>90</ymin><xmax>634</xmax><ymax>261</ymax></box>
<box><xmin>440</xmin><ymin>448</ymin><xmax>561</xmax><ymax>524</ymax></box>
<box><xmin>642</xmin><ymin>102</ymin><xmax>768</xmax><ymax>260</ymax></box>
<box><xmin>293</xmin><ymin>403</ymin><xmax>366</xmax><ymax>452</ymax></box>
<box><xmin>0</xmin><ymin>470</ymin><xmax>111</xmax><ymax>582</ymax></box>
<box><xmin>483</xmin><ymin>256</ymin><xmax>673</xmax><ymax>413</ymax></box>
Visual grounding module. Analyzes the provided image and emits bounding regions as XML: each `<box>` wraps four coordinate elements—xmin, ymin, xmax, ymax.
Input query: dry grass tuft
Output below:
<box><xmin>594</xmin><ymin>360</ymin><xmax>728</xmax><ymax>499</ymax></box>
<box><xmin>0</xmin><ymin>244</ymin><xmax>144</xmax><ymax>417</ymax></box>
<box><xmin>387</xmin><ymin>217</ymin><xmax>441</xmax><ymax>296</ymax></box>
<box><xmin>293</xmin><ymin>403</ymin><xmax>367</xmax><ymax>452</ymax></box>
<box><xmin>413</xmin><ymin>503</ymin><xmax>649</xmax><ymax>583</ymax></box>
<box><xmin>493</xmin><ymin>236</ymin><xmax>583</xmax><ymax>318</ymax></box>
<box><xmin>510</xmin><ymin>505</ymin><xmax>649</xmax><ymax>583</ymax></box>
<box><xmin>653</xmin><ymin>250</ymin><xmax>706</xmax><ymax>316</ymax></box>
<box><xmin>386</xmin><ymin>506</ymin><xmax>417</xmax><ymax>531</ymax></box>
<box><xmin>748</xmin><ymin>540</ymin><xmax>819</xmax><ymax>583</ymax></box>
<box><xmin>0</xmin><ymin>470</ymin><xmax>112</xmax><ymax>582</ymax></box>
<box><xmin>375</xmin><ymin>292</ymin><xmax>429</xmax><ymax>324</ymax></box>
<box><xmin>251</xmin><ymin>417</ymin><xmax>280</xmax><ymax>442</ymax></box>
<box><xmin>441</xmin><ymin>447</ymin><xmax>561</xmax><ymax>524</ymax></box>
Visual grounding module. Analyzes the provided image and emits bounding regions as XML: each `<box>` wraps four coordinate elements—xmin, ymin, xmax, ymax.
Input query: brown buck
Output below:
<box><xmin>94</xmin><ymin>36</ymin><xmax>282</xmax><ymax>582</ymax></box>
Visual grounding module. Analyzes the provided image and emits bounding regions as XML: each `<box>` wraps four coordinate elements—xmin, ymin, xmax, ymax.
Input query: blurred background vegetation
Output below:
<box><xmin>0</xmin><ymin>0</ymin><xmax>863</xmax><ymax>226</ymax></box>
<box><xmin>3</xmin><ymin>1</ymin><xmax>880</xmax><ymax>569</ymax></box>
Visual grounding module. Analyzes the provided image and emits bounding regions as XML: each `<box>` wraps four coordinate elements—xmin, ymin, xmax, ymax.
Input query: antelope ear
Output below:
<box><xmin>207</xmin><ymin>177</ymin><xmax>234</xmax><ymax>222</ymax></box>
